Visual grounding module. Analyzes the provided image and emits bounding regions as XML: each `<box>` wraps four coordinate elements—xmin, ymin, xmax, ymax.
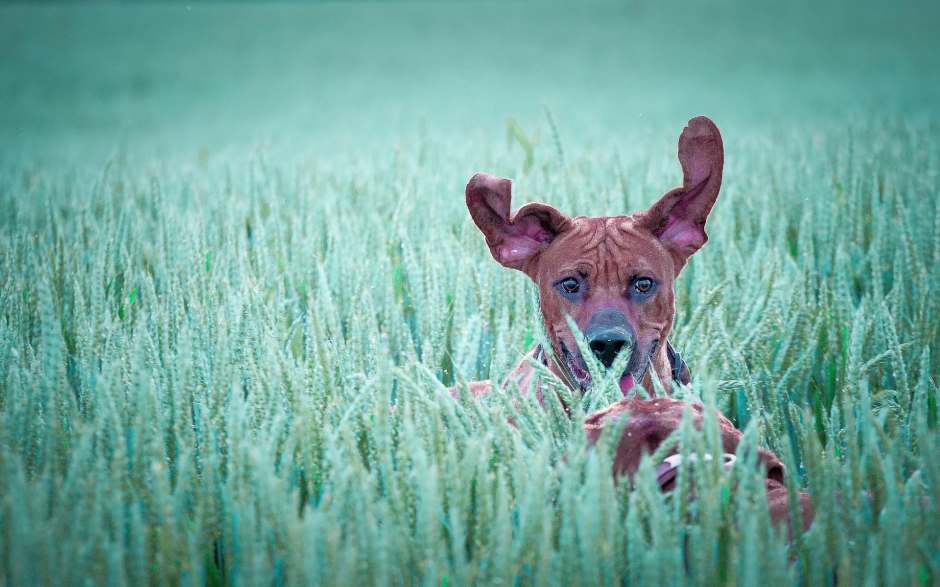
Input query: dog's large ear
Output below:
<box><xmin>636</xmin><ymin>116</ymin><xmax>723</xmax><ymax>260</ymax></box>
<box><xmin>466</xmin><ymin>173</ymin><xmax>572</xmax><ymax>273</ymax></box>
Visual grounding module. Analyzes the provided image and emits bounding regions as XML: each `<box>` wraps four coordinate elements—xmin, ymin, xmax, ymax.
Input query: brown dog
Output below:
<box><xmin>457</xmin><ymin>116</ymin><xmax>814</xmax><ymax>532</ymax></box>
<box><xmin>461</xmin><ymin>116</ymin><xmax>719</xmax><ymax>398</ymax></box>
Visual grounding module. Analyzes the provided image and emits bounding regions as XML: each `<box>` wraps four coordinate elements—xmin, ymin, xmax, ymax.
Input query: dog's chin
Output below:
<box><xmin>559</xmin><ymin>340</ymin><xmax>657</xmax><ymax>396</ymax></box>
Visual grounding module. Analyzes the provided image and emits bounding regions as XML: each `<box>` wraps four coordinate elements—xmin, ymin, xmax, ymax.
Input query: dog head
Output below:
<box><xmin>466</xmin><ymin>116</ymin><xmax>723</xmax><ymax>393</ymax></box>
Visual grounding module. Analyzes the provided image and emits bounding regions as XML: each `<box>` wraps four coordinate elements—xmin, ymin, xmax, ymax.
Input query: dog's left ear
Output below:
<box><xmin>637</xmin><ymin>116</ymin><xmax>724</xmax><ymax>260</ymax></box>
<box><xmin>466</xmin><ymin>173</ymin><xmax>572</xmax><ymax>274</ymax></box>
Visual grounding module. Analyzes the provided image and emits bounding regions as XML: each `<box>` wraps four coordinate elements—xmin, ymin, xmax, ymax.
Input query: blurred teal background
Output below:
<box><xmin>2</xmin><ymin>0</ymin><xmax>939</xmax><ymax>165</ymax></box>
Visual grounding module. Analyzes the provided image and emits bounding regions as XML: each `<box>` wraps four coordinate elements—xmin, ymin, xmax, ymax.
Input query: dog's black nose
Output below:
<box><xmin>588</xmin><ymin>332</ymin><xmax>628</xmax><ymax>369</ymax></box>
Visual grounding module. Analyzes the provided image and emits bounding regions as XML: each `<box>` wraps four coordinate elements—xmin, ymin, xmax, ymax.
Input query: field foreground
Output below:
<box><xmin>2</xmin><ymin>1</ymin><xmax>940</xmax><ymax>586</ymax></box>
<box><xmin>3</xmin><ymin>117</ymin><xmax>940</xmax><ymax>585</ymax></box>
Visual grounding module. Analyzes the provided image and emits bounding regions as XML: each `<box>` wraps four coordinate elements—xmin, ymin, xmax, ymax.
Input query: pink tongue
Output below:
<box><xmin>619</xmin><ymin>374</ymin><xmax>635</xmax><ymax>396</ymax></box>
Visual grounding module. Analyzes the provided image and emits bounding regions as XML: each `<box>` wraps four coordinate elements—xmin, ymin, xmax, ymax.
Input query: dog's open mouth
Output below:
<box><xmin>560</xmin><ymin>343</ymin><xmax>591</xmax><ymax>389</ymax></box>
<box><xmin>560</xmin><ymin>340</ymin><xmax>658</xmax><ymax>396</ymax></box>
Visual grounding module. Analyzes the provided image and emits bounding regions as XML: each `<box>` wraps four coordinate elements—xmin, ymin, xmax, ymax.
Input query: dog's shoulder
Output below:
<box><xmin>448</xmin><ymin>380</ymin><xmax>493</xmax><ymax>400</ymax></box>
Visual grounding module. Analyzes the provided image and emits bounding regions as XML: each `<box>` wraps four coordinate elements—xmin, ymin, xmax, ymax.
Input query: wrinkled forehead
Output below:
<box><xmin>536</xmin><ymin>216</ymin><xmax>676</xmax><ymax>283</ymax></box>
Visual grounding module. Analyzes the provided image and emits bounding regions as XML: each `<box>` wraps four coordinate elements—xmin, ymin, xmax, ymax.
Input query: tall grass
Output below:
<box><xmin>1</xmin><ymin>117</ymin><xmax>938</xmax><ymax>585</ymax></box>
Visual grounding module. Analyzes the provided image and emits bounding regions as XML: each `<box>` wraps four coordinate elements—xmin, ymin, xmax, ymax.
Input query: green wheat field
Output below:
<box><xmin>2</xmin><ymin>0</ymin><xmax>939</xmax><ymax>585</ymax></box>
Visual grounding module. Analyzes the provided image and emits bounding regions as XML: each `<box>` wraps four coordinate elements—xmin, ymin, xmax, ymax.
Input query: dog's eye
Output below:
<box><xmin>634</xmin><ymin>278</ymin><xmax>653</xmax><ymax>293</ymax></box>
<box><xmin>560</xmin><ymin>278</ymin><xmax>580</xmax><ymax>293</ymax></box>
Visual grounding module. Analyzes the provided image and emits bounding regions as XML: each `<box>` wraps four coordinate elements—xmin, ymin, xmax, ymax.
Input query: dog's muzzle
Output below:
<box><xmin>584</xmin><ymin>309</ymin><xmax>639</xmax><ymax>372</ymax></box>
<box><xmin>558</xmin><ymin>308</ymin><xmax>656</xmax><ymax>396</ymax></box>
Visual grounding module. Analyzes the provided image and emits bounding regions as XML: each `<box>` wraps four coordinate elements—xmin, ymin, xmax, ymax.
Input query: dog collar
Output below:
<box><xmin>666</xmin><ymin>341</ymin><xmax>692</xmax><ymax>385</ymax></box>
<box><xmin>656</xmin><ymin>452</ymin><xmax>735</xmax><ymax>489</ymax></box>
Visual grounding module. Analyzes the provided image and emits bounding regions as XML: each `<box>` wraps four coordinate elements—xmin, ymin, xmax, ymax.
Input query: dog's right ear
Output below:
<box><xmin>466</xmin><ymin>173</ymin><xmax>572</xmax><ymax>273</ymax></box>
